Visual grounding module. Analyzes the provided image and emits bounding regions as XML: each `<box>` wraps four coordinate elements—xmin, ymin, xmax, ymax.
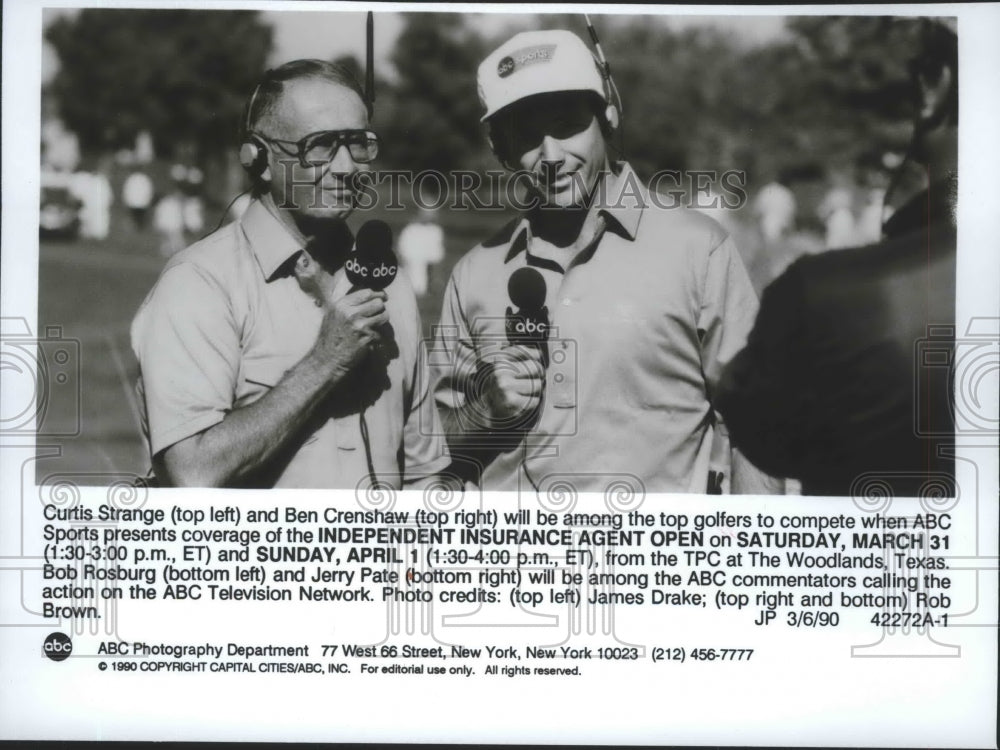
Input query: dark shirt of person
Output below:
<box><xmin>716</xmin><ymin>179</ymin><xmax>956</xmax><ymax>496</ymax></box>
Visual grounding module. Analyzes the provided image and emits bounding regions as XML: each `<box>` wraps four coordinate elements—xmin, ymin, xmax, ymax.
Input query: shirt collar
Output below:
<box><xmin>502</xmin><ymin>217</ymin><xmax>532</xmax><ymax>263</ymax></box>
<box><xmin>240</xmin><ymin>197</ymin><xmax>307</xmax><ymax>282</ymax></box>
<box><xmin>503</xmin><ymin>161</ymin><xmax>645</xmax><ymax>265</ymax></box>
<box><xmin>595</xmin><ymin>161</ymin><xmax>645</xmax><ymax>241</ymax></box>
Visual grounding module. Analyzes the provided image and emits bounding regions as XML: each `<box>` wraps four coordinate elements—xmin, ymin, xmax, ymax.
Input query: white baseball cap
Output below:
<box><xmin>477</xmin><ymin>30</ymin><xmax>606</xmax><ymax>122</ymax></box>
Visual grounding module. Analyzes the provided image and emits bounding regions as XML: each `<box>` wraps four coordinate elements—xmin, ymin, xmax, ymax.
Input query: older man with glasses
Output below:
<box><xmin>131</xmin><ymin>59</ymin><xmax>449</xmax><ymax>489</ymax></box>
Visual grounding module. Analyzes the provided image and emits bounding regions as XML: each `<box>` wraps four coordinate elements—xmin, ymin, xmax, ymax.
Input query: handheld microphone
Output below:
<box><xmin>347</xmin><ymin>219</ymin><xmax>398</xmax><ymax>291</ymax></box>
<box><xmin>344</xmin><ymin>219</ymin><xmax>397</xmax><ymax>493</ymax></box>
<box><xmin>301</xmin><ymin>220</ymin><xmax>353</xmax><ymax>273</ymax></box>
<box><xmin>506</xmin><ymin>266</ymin><xmax>549</xmax><ymax>367</ymax></box>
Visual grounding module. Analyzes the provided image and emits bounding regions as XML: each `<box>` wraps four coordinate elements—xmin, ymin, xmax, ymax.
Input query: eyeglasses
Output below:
<box><xmin>254</xmin><ymin>129</ymin><xmax>380</xmax><ymax>166</ymax></box>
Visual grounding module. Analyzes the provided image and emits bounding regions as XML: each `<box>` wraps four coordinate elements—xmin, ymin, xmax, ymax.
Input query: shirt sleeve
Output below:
<box><xmin>428</xmin><ymin>272</ymin><xmax>511</xmax><ymax>482</ymax></box>
<box><xmin>401</xmin><ymin>335</ymin><xmax>451</xmax><ymax>485</ymax></box>
<box><xmin>697</xmin><ymin>235</ymin><xmax>760</xmax><ymax>390</ymax></box>
<box><xmin>715</xmin><ymin>260</ymin><xmax>810</xmax><ymax>480</ymax></box>
<box><xmin>431</xmin><ymin>274</ymin><xmax>479</xmax><ymax>427</ymax></box>
<box><xmin>130</xmin><ymin>262</ymin><xmax>240</xmax><ymax>459</ymax></box>
<box><xmin>698</xmin><ymin>236</ymin><xmax>786</xmax><ymax>494</ymax></box>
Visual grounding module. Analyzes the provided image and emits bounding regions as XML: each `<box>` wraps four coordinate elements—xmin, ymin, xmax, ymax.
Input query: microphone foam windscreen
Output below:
<box><xmin>507</xmin><ymin>267</ymin><xmax>547</xmax><ymax>312</ymax></box>
<box><xmin>348</xmin><ymin>219</ymin><xmax>398</xmax><ymax>290</ymax></box>
<box><xmin>303</xmin><ymin>220</ymin><xmax>353</xmax><ymax>273</ymax></box>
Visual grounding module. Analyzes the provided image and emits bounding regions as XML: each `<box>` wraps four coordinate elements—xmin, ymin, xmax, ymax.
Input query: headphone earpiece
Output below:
<box><xmin>239</xmin><ymin>77</ymin><xmax>272</xmax><ymax>183</ymax></box>
<box><xmin>584</xmin><ymin>18</ymin><xmax>625</xmax><ymax>158</ymax></box>
<box><xmin>239</xmin><ymin>134</ymin><xmax>269</xmax><ymax>179</ymax></box>
<box><xmin>486</xmin><ymin>132</ymin><xmax>517</xmax><ymax>171</ymax></box>
<box><xmin>604</xmin><ymin>103</ymin><xmax>620</xmax><ymax>132</ymax></box>
<box><xmin>586</xmin><ymin>52</ymin><xmax>619</xmax><ymax>137</ymax></box>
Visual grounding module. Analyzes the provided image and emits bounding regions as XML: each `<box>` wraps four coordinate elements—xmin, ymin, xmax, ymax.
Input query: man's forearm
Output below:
<box><xmin>159</xmin><ymin>348</ymin><xmax>348</xmax><ymax>487</ymax></box>
<box><xmin>158</xmin><ymin>285</ymin><xmax>389</xmax><ymax>487</ymax></box>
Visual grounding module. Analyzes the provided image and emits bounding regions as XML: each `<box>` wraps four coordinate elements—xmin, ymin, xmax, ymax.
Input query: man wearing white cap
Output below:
<box><xmin>431</xmin><ymin>29</ymin><xmax>778</xmax><ymax>494</ymax></box>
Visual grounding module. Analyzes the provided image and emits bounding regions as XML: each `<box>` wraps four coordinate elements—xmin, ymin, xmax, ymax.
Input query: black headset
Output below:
<box><xmin>239</xmin><ymin>12</ymin><xmax>377</xmax><ymax>184</ymax></box>
<box><xmin>201</xmin><ymin>75</ymin><xmax>274</xmax><ymax>237</ymax></box>
<box><xmin>585</xmin><ymin>14</ymin><xmax>623</xmax><ymax>134</ymax></box>
<box><xmin>238</xmin><ymin>73</ymin><xmax>273</xmax><ymax>181</ymax></box>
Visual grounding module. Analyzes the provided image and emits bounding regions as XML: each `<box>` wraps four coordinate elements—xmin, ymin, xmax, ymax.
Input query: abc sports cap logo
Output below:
<box><xmin>477</xmin><ymin>29</ymin><xmax>606</xmax><ymax>121</ymax></box>
<box><xmin>497</xmin><ymin>44</ymin><xmax>556</xmax><ymax>78</ymax></box>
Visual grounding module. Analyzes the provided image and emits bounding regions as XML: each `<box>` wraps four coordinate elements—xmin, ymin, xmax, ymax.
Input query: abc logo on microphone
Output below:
<box><xmin>512</xmin><ymin>318</ymin><xmax>547</xmax><ymax>336</ymax></box>
<box><xmin>345</xmin><ymin>257</ymin><xmax>397</xmax><ymax>281</ymax></box>
<box><xmin>43</xmin><ymin>632</ymin><xmax>73</xmax><ymax>661</ymax></box>
<box><xmin>505</xmin><ymin>267</ymin><xmax>550</xmax><ymax>351</ymax></box>
<box><xmin>505</xmin><ymin>314</ymin><xmax>548</xmax><ymax>341</ymax></box>
<box><xmin>347</xmin><ymin>219</ymin><xmax>399</xmax><ymax>292</ymax></box>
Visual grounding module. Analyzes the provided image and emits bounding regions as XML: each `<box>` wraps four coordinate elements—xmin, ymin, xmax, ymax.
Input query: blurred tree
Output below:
<box><xmin>778</xmin><ymin>17</ymin><xmax>921</xmax><ymax>172</ymax></box>
<box><xmin>332</xmin><ymin>54</ymin><xmax>364</xmax><ymax>90</ymax></box>
<box><xmin>601</xmin><ymin>22</ymin><xmax>746</xmax><ymax>179</ymax></box>
<box><xmin>332</xmin><ymin>53</ymin><xmax>394</xmax><ymax>120</ymax></box>
<box><xmin>380</xmin><ymin>14</ymin><xmax>487</xmax><ymax>171</ymax></box>
<box><xmin>46</xmin><ymin>9</ymin><xmax>272</xmax><ymax>158</ymax></box>
<box><xmin>597</xmin><ymin>16</ymin><xmax>923</xmax><ymax>193</ymax></box>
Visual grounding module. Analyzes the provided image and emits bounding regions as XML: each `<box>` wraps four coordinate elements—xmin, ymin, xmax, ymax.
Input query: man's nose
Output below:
<box><xmin>326</xmin><ymin>144</ymin><xmax>360</xmax><ymax>174</ymax></box>
<box><xmin>539</xmin><ymin>136</ymin><xmax>565</xmax><ymax>178</ymax></box>
<box><xmin>539</xmin><ymin>135</ymin><xmax>565</xmax><ymax>165</ymax></box>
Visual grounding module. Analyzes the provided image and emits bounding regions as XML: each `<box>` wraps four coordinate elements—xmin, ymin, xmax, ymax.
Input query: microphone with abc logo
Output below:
<box><xmin>505</xmin><ymin>266</ymin><xmax>550</xmax><ymax>368</ymax></box>
<box><xmin>345</xmin><ymin>219</ymin><xmax>398</xmax><ymax>291</ymax></box>
<box><xmin>468</xmin><ymin>266</ymin><xmax>549</xmax><ymax>434</ymax></box>
<box><xmin>334</xmin><ymin>220</ymin><xmax>399</xmax><ymax>490</ymax></box>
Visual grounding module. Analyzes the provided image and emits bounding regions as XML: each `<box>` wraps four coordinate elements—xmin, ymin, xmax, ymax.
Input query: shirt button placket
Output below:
<box><xmin>546</xmin><ymin>278</ymin><xmax>576</xmax><ymax>410</ymax></box>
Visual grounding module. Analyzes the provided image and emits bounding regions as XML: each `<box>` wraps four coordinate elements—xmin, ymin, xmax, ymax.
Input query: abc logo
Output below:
<box><xmin>514</xmin><ymin>319</ymin><xmax>547</xmax><ymax>336</ymax></box>
<box><xmin>346</xmin><ymin>258</ymin><xmax>397</xmax><ymax>279</ymax></box>
<box><xmin>373</xmin><ymin>264</ymin><xmax>397</xmax><ymax>279</ymax></box>
<box><xmin>43</xmin><ymin>632</ymin><xmax>72</xmax><ymax>662</ymax></box>
<box><xmin>497</xmin><ymin>56</ymin><xmax>515</xmax><ymax>78</ymax></box>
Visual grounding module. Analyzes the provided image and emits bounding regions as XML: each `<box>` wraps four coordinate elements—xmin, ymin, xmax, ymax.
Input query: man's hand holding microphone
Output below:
<box><xmin>477</xmin><ymin>267</ymin><xmax>549</xmax><ymax>429</ymax></box>
<box><xmin>295</xmin><ymin>220</ymin><xmax>396</xmax><ymax>379</ymax></box>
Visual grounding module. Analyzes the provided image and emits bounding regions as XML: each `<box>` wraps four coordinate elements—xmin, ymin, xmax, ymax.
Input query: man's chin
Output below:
<box><xmin>536</xmin><ymin>181</ymin><xmax>594</xmax><ymax>210</ymax></box>
<box><xmin>298</xmin><ymin>204</ymin><xmax>355</xmax><ymax>223</ymax></box>
<box><xmin>538</xmin><ymin>191</ymin><xmax>588</xmax><ymax>210</ymax></box>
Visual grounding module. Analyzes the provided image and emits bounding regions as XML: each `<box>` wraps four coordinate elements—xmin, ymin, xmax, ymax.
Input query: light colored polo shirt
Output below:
<box><xmin>131</xmin><ymin>199</ymin><xmax>449</xmax><ymax>488</ymax></box>
<box><xmin>431</xmin><ymin>163</ymin><xmax>758</xmax><ymax>493</ymax></box>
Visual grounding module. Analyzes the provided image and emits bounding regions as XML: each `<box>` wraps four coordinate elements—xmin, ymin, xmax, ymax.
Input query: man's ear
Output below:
<box><xmin>487</xmin><ymin>134</ymin><xmax>514</xmax><ymax>170</ymax></box>
<box><xmin>486</xmin><ymin>134</ymin><xmax>502</xmax><ymax>167</ymax></box>
<box><xmin>918</xmin><ymin>65</ymin><xmax>954</xmax><ymax>124</ymax></box>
